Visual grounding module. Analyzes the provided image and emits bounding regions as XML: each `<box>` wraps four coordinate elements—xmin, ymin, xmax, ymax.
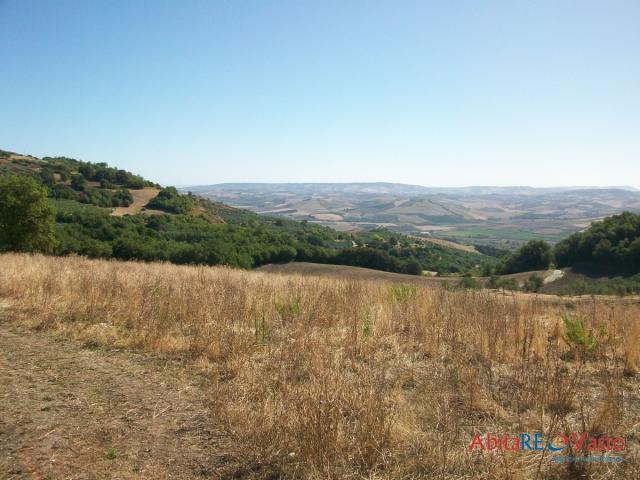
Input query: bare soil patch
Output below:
<box><xmin>111</xmin><ymin>188</ymin><xmax>162</xmax><ymax>216</ymax></box>
<box><xmin>0</xmin><ymin>317</ymin><xmax>237</xmax><ymax>479</ymax></box>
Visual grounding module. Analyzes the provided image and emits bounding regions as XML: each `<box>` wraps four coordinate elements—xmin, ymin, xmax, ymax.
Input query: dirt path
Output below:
<box><xmin>0</xmin><ymin>320</ymin><xmax>236</xmax><ymax>479</ymax></box>
<box><xmin>543</xmin><ymin>269</ymin><xmax>564</xmax><ymax>284</ymax></box>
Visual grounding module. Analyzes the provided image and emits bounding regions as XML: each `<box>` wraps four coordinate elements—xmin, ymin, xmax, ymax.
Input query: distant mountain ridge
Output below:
<box><xmin>185</xmin><ymin>182</ymin><xmax>639</xmax><ymax>196</ymax></box>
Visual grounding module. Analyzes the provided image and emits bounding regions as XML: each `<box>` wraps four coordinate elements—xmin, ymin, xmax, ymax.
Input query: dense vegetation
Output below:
<box><xmin>355</xmin><ymin>228</ymin><xmax>495</xmax><ymax>274</ymax></box>
<box><xmin>497</xmin><ymin>239</ymin><xmax>553</xmax><ymax>274</ymax></box>
<box><xmin>41</xmin><ymin>156</ymin><xmax>154</xmax><ymax>189</ymax></box>
<box><xmin>487</xmin><ymin>213</ymin><xmax>640</xmax><ymax>277</ymax></box>
<box><xmin>554</xmin><ymin>212</ymin><xmax>640</xmax><ymax>273</ymax></box>
<box><xmin>146</xmin><ymin>186</ymin><xmax>196</xmax><ymax>214</ymax></box>
<box><xmin>51</xmin><ymin>199</ymin><xmax>492</xmax><ymax>273</ymax></box>
<box><xmin>475</xmin><ymin>213</ymin><xmax>640</xmax><ymax>295</ymax></box>
<box><xmin>553</xmin><ymin>274</ymin><xmax>640</xmax><ymax>296</ymax></box>
<box><xmin>1</xmin><ymin>153</ymin><xmax>156</xmax><ymax>209</ymax></box>
<box><xmin>53</xmin><ymin>200</ymin><xmax>347</xmax><ymax>268</ymax></box>
<box><xmin>1</xmin><ymin>150</ymin><xmax>494</xmax><ymax>274</ymax></box>
<box><xmin>0</xmin><ymin>176</ymin><xmax>57</xmax><ymax>253</ymax></box>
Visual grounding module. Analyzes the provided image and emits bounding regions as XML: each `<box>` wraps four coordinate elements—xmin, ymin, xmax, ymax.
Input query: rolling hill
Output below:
<box><xmin>0</xmin><ymin>149</ymin><xmax>495</xmax><ymax>275</ymax></box>
<box><xmin>187</xmin><ymin>182</ymin><xmax>640</xmax><ymax>249</ymax></box>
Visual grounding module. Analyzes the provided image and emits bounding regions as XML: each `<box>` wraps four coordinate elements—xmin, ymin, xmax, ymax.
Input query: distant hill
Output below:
<box><xmin>0</xmin><ymin>149</ymin><xmax>494</xmax><ymax>275</ymax></box>
<box><xmin>185</xmin><ymin>182</ymin><xmax>640</xmax><ymax>250</ymax></box>
<box><xmin>187</xmin><ymin>182</ymin><xmax>639</xmax><ymax>196</ymax></box>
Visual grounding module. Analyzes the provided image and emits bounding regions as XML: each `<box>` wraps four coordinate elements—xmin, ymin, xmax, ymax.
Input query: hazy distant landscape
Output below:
<box><xmin>187</xmin><ymin>183</ymin><xmax>640</xmax><ymax>249</ymax></box>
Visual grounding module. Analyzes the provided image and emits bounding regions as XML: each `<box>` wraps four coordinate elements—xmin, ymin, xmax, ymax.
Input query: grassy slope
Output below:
<box><xmin>257</xmin><ymin>261</ymin><xmax>451</xmax><ymax>285</ymax></box>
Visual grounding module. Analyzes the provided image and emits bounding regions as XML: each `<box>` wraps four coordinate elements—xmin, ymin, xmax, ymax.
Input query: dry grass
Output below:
<box><xmin>421</xmin><ymin>236</ymin><xmax>480</xmax><ymax>253</ymax></box>
<box><xmin>1</xmin><ymin>253</ymin><xmax>640</xmax><ymax>479</ymax></box>
<box><xmin>111</xmin><ymin>187</ymin><xmax>162</xmax><ymax>216</ymax></box>
<box><xmin>258</xmin><ymin>261</ymin><xmax>450</xmax><ymax>286</ymax></box>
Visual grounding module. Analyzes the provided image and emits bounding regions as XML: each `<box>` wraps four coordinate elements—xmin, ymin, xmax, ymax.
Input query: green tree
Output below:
<box><xmin>70</xmin><ymin>174</ymin><xmax>86</xmax><ymax>191</ymax></box>
<box><xmin>0</xmin><ymin>176</ymin><xmax>57</xmax><ymax>253</ymax></box>
<box><xmin>554</xmin><ymin>212</ymin><xmax>640</xmax><ymax>272</ymax></box>
<box><xmin>402</xmin><ymin>260</ymin><xmax>423</xmax><ymax>275</ymax></box>
<box><xmin>481</xmin><ymin>263</ymin><xmax>494</xmax><ymax>277</ymax></box>
<box><xmin>499</xmin><ymin>240</ymin><xmax>552</xmax><ymax>274</ymax></box>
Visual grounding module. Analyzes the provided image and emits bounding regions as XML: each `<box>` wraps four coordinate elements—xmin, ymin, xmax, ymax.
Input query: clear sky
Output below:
<box><xmin>1</xmin><ymin>1</ymin><xmax>639</xmax><ymax>187</ymax></box>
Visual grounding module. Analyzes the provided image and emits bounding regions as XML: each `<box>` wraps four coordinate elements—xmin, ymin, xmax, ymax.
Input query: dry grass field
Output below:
<box><xmin>420</xmin><ymin>236</ymin><xmax>480</xmax><ymax>254</ymax></box>
<box><xmin>257</xmin><ymin>261</ymin><xmax>451</xmax><ymax>286</ymax></box>
<box><xmin>1</xmin><ymin>253</ymin><xmax>640</xmax><ymax>479</ymax></box>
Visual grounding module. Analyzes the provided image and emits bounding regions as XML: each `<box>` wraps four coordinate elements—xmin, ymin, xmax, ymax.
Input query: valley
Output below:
<box><xmin>187</xmin><ymin>183</ymin><xmax>640</xmax><ymax>249</ymax></box>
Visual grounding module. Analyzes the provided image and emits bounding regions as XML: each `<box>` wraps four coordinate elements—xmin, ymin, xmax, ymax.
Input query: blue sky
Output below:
<box><xmin>1</xmin><ymin>0</ymin><xmax>639</xmax><ymax>187</ymax></box>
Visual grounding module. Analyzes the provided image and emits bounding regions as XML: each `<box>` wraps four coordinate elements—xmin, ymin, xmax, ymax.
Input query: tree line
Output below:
<box><xmin>489</xmin><ymin>212</ymin><xmax>640</xmax><ymax>275</ymax></box>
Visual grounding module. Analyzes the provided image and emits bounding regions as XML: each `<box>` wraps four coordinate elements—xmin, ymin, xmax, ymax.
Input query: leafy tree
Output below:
<box><xmin>458</xmin><ymin>276</ymin><xmax>480</xmax><ymax>289</ymax></box>
<box><xmin>481</xmin><ymin>263</ymin><xmax>494</xmax><ymax>277</ymax></box>
<box><xmin>554</xmin><ymin>212</ymin><xmax>640</xmax><ymax>273</ymax></box>
<box><xmin>0</xmin><ymin>175</ymin><xmax>57</xmax><ymax>253</ymax></box>
<box><xmin>147</xmin><ymin>187</ymin><xmax>195</xmax><ymax>214</ymax></box>
<box><xmin>402</xmin><ymin>260</ymin><xmax>423</xmax><ymax>275</ymax></box>
<box><xmin>499</xmin><ymin>240</ymin><xmax>552</xmax><ymax>274</ymax></box>
<box><xmin>487</xmin><ymin>274</ymin><xmax>501</xmax><ymax>289</ymax></box>
<box><xmin>71</xmin><ymin>174</ymin><xmax>86</xmax><ymax>191</ymax></box>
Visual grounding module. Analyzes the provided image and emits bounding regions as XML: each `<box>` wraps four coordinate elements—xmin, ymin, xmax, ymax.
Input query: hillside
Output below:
<box><xmin>258</xmin><ymin>261</ymin><xmax>450</xmax><ymax>286</ymax></box>
<box><xmin>555</xmin><ymin>211</ymin><xmax>640</xmax><ymax>273</ymax></box>
<box><xmin>0</xmin><ymin>149</ymin><xmax>494</xmax><ymax>274</ymax></box>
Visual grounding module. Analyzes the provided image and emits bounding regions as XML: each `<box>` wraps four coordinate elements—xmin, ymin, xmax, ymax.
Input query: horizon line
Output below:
<box><xmin>178</xmin><ymin>182</ymin><xmax>640</xmax><ymax>190</ymax></box>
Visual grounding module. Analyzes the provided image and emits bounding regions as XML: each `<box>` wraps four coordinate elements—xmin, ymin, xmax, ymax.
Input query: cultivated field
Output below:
<box><xmin>1</xmin><ymin>254</ymin><xmax>640</xmax><ymax>479</ymax></box>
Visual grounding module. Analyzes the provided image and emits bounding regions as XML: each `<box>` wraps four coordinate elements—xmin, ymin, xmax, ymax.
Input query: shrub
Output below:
<box><xmin>523</xmin><ymin>275</ymin><xmax>544</xmax><ymax>292</ymax></box>
<box><xmin>147</xmin><ymin>187</ymin><xmax>195</xmax><ymax>214</ymax></box>
<box><xmin>458</xmin><ymin>276</ymin><xmax>480</xmax><ymax>290</ymax></box>
<box><xmin>562</xmin><ymin>313</ymin><xmax>602</xmax><ymax>354</ymax></box>
<box><xmin>389</xmin><ymin>284</ymin><xmax>417</xmax><ymax>303</ymax></box>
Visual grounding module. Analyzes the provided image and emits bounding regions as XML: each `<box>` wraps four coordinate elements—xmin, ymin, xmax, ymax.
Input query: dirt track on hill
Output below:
<box><xmin>0</xmin><ymin>318</ymin><xmax>237</xmax><ymax>479</ymax></box>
